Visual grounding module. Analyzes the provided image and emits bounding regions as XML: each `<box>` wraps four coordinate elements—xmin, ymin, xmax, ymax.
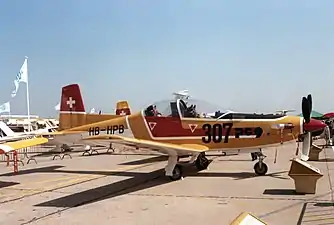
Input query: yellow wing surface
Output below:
<box><xmin>0</xmin><ymin>137</ymin><xmax>49</xmax><ymax>154</ymax></box>
<box><xmin>83</xmin><ymin>135</ymin><xmax>209</xmax><ymax>155</ymax></box>
<box><xmin>39</xmin><ymin>131</ymin><xmax>83</xmax><ymax>136</ymax></box>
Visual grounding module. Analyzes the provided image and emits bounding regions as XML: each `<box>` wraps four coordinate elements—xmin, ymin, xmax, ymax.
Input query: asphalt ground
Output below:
<box><xmin>0</xmin><ymin>142</ymin><xmax>334</xmax><ymax>225</ymax></box>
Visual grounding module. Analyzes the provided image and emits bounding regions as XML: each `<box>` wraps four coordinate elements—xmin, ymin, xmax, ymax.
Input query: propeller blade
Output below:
<box><xmin>301</xmin><ymin>132</ymin><xmax>311</xmax><ymax>161</ymax></box>
<box><xmin>302</xmin><ymin>97</ymin><xmax>311</xmax><ymax>123</ymax></box>
<box><xmin>307</xmin><ymin>94</ymin><xmax>312</xmax><ymax>112</ymax></box>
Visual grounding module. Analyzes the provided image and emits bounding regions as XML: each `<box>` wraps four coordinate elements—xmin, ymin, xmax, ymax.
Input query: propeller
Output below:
<box><xmin>307</xmin><ymin>94</ymin><xmax>312</xmax><ymax>114</ymax></box>
<box><xmin>302</xmin><ymin>96</ymin><xmax>311</xmax><ymax>123</ymax></box>
<box><xmin>299</xmin><ymin>94</ymin><xmax>313</xmax><ymax>161</ymax></box>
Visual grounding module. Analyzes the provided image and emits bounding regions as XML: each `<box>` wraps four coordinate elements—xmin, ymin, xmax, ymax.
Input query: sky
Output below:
<box><xmin>1</xmin><ymin>0</ymin><xmax>334</xmax><ymax>117</ymax></box>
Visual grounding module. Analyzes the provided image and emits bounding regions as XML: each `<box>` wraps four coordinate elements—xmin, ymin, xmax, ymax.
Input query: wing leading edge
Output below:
<box><xmin>0</xmin><ymin>137</ymin><xmax>49</xmax><ymax>154</ymax></box>
<box><xmin>83</xmin><ymin>135</ymin><xmax>209</xmax><ymax>155</ymax></box>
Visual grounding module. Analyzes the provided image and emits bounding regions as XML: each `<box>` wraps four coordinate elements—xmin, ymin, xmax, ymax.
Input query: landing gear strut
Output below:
<box><xmin>166</xmin><ymin>156</ymin><xmax>183</xmax><ymax>181</ymax></box>
<box><xmin>253</xmin><ymin>151</ymin><xmax>268</xmax><ymax>176</ymax></box>
<box><xmin>169</xmin><ymin>165</ymin><xmax>183</xmax><ymax>181</ymax></box>
<box><xmin>166</xmin><ymin>152</ymin><xmax>211</xmax><ymax>181</ymax></box>
<box><xmin>195</xmin><ymin>152</ymin><xmax>209</xmax><ymax>170</ymax></box>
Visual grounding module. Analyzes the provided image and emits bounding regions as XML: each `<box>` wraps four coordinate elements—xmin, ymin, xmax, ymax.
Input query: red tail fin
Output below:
<box><xmin>60</xmin><ymin>84</ymin><xmax>85</xmax><ymax>113</ymax></box>
<box><xmin>115</xmin><ymin>100</ymin><xmax>131</xmax><ymax>115</ymax></box>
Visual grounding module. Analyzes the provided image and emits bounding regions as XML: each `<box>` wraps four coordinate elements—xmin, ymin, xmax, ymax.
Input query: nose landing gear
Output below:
<box><xmin>253</xmin><ymin>151</ymin><xmax>268</xmax><ymax>176</ymax></box>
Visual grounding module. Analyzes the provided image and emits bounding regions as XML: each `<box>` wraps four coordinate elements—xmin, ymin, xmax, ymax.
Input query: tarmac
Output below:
<box><xmin>0</xmin><ymin>142</ymin><xmax>334</xmax><ymax>225</ymax></box>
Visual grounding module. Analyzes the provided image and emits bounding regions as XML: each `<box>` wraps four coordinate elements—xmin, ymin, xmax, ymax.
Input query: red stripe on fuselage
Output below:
<box><xmin>144</xmin><ymin>116</ymin><xmax>202</xmax><ymax>137</ymax></box>
<box><xmin>144</xmin><ymin>116</ymin><xmax>261</xmax><ymax>138</ymax></box>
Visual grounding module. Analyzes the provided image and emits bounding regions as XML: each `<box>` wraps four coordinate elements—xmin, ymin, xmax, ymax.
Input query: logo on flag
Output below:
<box><xmin>12</xmin><ymin>58</ymin><xmax>28</xmax><ymax>98</ymax></box>
<box><xmin>0</xmin><ymin>102</ymin><xmax>10</xmax><ymax>114</ymax></box>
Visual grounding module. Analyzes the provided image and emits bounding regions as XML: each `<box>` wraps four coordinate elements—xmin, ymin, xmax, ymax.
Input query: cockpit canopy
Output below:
<box><xmin>144</xmin><ymin>98</ymin><xmax>228</xmax><ymax>118</ymax></box>
<box><xmin>143</xmin><ymin>98</ymin><xmax>286</xmax><ymax>120</ymax></box>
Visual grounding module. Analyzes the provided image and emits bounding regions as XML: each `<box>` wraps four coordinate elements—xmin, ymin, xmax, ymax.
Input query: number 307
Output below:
<box><xmin>202</xmin><ymin>123</ymin><xmax>233</xmax><ymax>143</ymax></box>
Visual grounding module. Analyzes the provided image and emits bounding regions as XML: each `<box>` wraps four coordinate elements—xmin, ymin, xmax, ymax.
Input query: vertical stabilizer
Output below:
<box><xmin>59</xmin><ymin>84</ymin><xmax>86</xmax><ymax>130</ymax></box>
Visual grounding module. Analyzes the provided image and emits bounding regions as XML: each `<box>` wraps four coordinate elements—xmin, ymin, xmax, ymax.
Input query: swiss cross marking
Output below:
<box><xmin>67</xmin><ymin>97</ymin><xmax>76</xmax><ymax>109</ymax></box>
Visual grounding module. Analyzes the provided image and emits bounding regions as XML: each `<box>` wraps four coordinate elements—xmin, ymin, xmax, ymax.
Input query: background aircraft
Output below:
<box><xmin>46</xmin><ymin>85</ymin><xmax>326</xmax><ymax>181</ymax></box>
<box><xmin>0</xmin><ymin>137</ymin><xmax>48</xmax><ymax>155</ymax></box>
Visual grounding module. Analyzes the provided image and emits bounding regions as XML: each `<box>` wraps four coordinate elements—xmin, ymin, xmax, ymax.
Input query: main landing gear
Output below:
<box><xmin>165</xmin><ymin>152</ymin><xmax>210</xmax><ymax>181</ymax></box>
<box><xmin>166</xmin><ymin>150</ymin><xmax>268</xmax><ymax>181</ymax></box>
<box><xmin>253</xmin><ymin>151</ymin><xmax>268</xmax><ymax>176</ymax></box>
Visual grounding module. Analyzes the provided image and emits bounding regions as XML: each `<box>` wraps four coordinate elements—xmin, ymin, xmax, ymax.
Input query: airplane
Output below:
<box><xmin>0</xmin><ymin>118</ymin><xmax>59</xmax><ymax>140</ymax></box>
<box><xmin>0</xmin><ymin>120</ymin><xmax>49</xmax><ymax>155</ymax></box>
<box><xmin>316</xmin><ymin>112</ymin><xmax>334</xmax><ymax>146</ymax></box>
<box><xmin>45</xmin><ymin>85</ymin><xmax>326</xmax><ymax>181</ymax></box>
<box><xmin>0</xmin><ymin>121</ymin><xmax>50</xmax><ymax>142</ymax></box>
<box><xmin>323</xmin><ymin>112</ymin><xmax>334</xmax><ymax>120</ymax></box>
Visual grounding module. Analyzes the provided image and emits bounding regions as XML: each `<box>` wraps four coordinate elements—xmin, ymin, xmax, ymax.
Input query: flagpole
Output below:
<box><xmin>25</xmin><ymin>56</ymin><xmax>31</xmax><ymax>132</ymax></box>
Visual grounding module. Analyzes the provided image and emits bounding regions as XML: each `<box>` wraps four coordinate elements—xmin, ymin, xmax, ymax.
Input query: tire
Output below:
<box><xmin>253</xmin><ymin>162</ymin><xmax>268</xmax><ymax>176</ymax></box>
<box><xmin>168</xmin><ymin>165</ymin><xmax>183</xmax><ymax>181</ymax></box>
<box><xmin>195</xmin><ymin>154</ymin><xmax>209</xmax><ymax>170</ymax></box>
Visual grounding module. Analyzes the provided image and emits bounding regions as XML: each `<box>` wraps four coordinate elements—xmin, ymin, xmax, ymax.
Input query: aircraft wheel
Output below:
<box><xmin>168</xmin><ymin>165</ymin><xmax>183</xmax><ymax>181</ymax></box>
<box><xmin>254</xmin><ymin>162</ymin><xmax>268</xmax><ymax>176</ymax></box>
<box><xmin>195</xmin><ymin>153</ymin><xmax>209</xmax><ymax>170</ymax></box>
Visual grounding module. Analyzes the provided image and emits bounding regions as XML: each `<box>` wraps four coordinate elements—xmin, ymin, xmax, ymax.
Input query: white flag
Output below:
<box><xmin>11</xmin><ymin>58</ymin><xmax>28</xmax><ymax>98</ymax></box>
<box><xmin>55</xmin><ymin>102</ymin><xmax>60</xmax><ymax>111</ymax></box>
<box><xmin>0</xmin><ymin>102</ymin><xmax>10</xmax><ymax>114</ymax></box>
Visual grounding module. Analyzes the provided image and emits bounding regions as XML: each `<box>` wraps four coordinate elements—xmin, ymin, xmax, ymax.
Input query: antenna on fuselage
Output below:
<box><xmin>275</xmin><ymin>109</ymin><xmax>296</xmax><ymax>115</ymax></box>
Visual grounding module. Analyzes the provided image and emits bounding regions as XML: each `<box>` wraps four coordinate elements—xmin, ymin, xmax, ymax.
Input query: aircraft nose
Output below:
<box><xmin>303</xmin><ymin>119</ymin><xmax>327</xmax><ymax>132</ymax></box>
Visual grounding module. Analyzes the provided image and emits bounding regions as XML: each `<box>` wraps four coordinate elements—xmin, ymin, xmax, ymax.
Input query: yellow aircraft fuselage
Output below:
<box><xmin>66</xmin><ymin>111</ymin><xmax>304</xmax><ymax>151</ymax></box>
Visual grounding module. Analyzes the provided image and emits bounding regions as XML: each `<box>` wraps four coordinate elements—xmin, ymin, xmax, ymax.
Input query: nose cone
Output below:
<box><xmin>303</xmin><ymin>119</ymin><xmax>327</xmax><ymax>132</ymax></box>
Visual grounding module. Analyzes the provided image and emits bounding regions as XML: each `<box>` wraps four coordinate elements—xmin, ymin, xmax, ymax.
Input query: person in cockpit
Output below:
<box><xmin>186</xmin><ymin>104</ymin><xmax>198</xmax><ymax>118</ymax></box>
<box><xmin>145</xmin><ymin>105</ymin><xmax>161</xmax><ymax>117</ymax></box>
<box><xmin>153</xmin><ymin>105</ymin><xmax>162</xmax><ymax>116</ymax></box>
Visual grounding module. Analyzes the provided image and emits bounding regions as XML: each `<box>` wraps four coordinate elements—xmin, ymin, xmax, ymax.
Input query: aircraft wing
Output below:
<box><xmin>83</xmin><ymin>135</ymin><xmax>209</xmax><ymax>155</ymax></box>
<box><xmin>0</xmin><ymin>136</ymin><xmax>32</xmax><ymax>143</ymax></box>
<box><xmin>39</xmin><ymin>131</ymin><xmax>83</xmax><ymax>136</ymax></box>
<box><xmin>0</xmin><ymin>137</ymin><xmax>49</xmax><ymax>154</ymax></box>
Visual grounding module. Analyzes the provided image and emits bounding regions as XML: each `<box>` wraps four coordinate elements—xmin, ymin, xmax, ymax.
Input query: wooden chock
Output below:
<box><xmin>288</xmin><ymin>158</ymin><xmax>323</xmax><ymax>194</ymax></box>
<box><xmin>230</xmin><ymin>212</ymin><xmax>267</xmax><ymax>225</ymax></box>
<box><xmin>308</xmin><ymin>144</ymin><xmax>323</xmax><ymax>161</ymax></box>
